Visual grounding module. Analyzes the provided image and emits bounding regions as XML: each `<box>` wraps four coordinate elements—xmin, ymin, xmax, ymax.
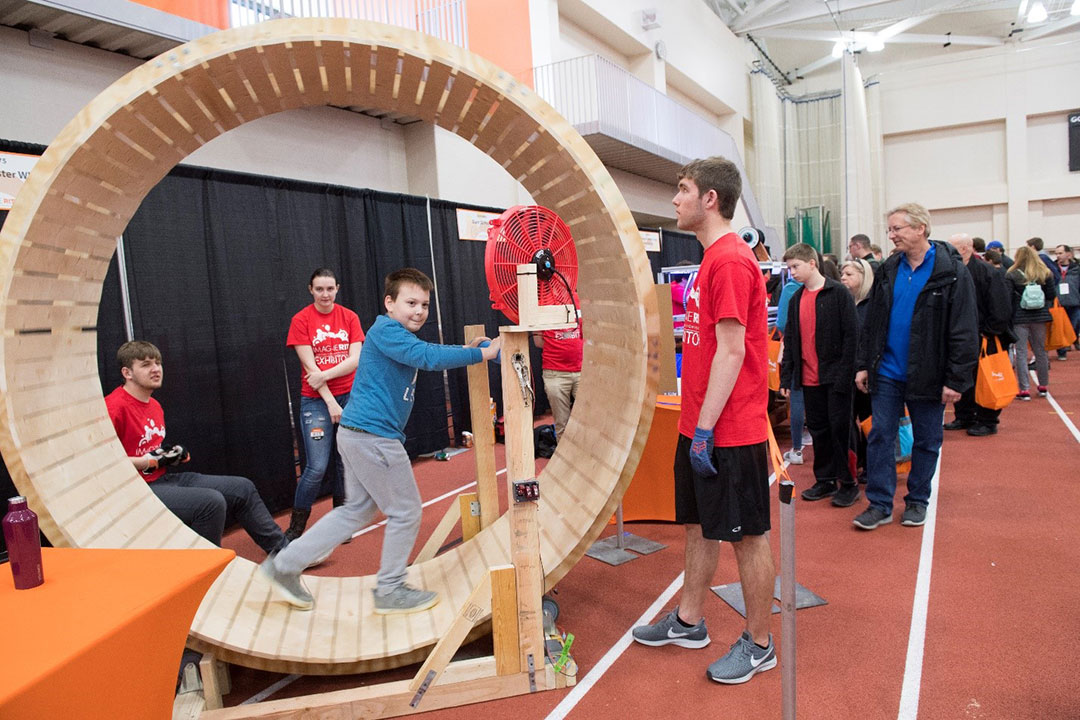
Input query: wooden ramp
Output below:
<box><xmin>0</xmin><ymin>19</ymin><xmax>659</xmax><ymax>674</ymax></box>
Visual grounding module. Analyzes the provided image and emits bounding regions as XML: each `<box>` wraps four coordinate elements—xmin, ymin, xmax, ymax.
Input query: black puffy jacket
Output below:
<box><xmin>856</xmin><ymin>241</ymin><xmax>979</xmax><ymax>400</ymax></box>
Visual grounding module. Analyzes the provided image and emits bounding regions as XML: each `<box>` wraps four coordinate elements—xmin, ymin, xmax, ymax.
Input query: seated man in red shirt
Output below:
<box><xmin>105</xmin><ymin>341</ymin><xmax>287</xmax><ymax>555</ymax></box>
<box><xmin>533</xmin><ymin>316</ymin><xmax>583</xmax><ymax>440</ymax></box>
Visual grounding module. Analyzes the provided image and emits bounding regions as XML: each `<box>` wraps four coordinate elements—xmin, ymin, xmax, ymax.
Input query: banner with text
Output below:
<box><xmin>0</xmin><ymin>152</ymin><xmax>39</xmax><ymax>210</ymax></box>
<box><xmin>456</xmin><ymin>208</ymin><xmax>501</xmax><ymax>241</ymax></box>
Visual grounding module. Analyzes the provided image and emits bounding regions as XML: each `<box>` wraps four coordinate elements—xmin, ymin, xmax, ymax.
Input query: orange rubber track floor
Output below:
<box><xmin>220</xmin><ymin>357</ymin><xmax>1080</xmax><ymax>719</ymax></box>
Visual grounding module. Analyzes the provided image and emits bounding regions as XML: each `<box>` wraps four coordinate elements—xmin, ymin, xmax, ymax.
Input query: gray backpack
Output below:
<box><xmin>1019</xmin><ymin>270</ymin><xmax>1045</xmax><ymax>310</ymax></box>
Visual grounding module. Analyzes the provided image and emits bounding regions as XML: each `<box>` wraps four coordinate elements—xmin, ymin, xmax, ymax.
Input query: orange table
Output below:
<box><xmin>621</xmin><ymin>396</ymin><xmax>681</xmax><ymax>522</ymax></box>
<box><xmin>0</xmin><ymin>547</ymin><xmax>233</xmax><ymax>719</ymax></box>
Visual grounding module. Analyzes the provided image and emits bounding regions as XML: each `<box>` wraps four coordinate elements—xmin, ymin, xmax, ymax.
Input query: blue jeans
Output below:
<box><xmin>865</xmin><ymin>375</ymin><xmax>944</xmax><ymax>512</ymax></box>
<box><xmin>293</xmin><ymin>393</ymin><xmax>349</xmax><ymax>511</ymax></box>
<box><xmin>789</xmin><ymin>388</ymin><xmax>806</xmax><ymax>450</ymax></box>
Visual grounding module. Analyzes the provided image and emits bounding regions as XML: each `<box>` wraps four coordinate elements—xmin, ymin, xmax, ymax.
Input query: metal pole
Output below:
<box><xmin>615</xmin><ymin>502</ymin><xmax>625</xmax><ymax>550</ymax></box>
<box><xmin>779</xmin><ymin>476</ymin><xmax>796</xmax><ymax>720</ymax></box>
<box><xmin>425</xmin><ymin>197</ymin><xmax>455</xmax><ymax>443</ymax></box>
<box><xmin>115</xmin><ymin>235</ymin><xmax>135</xmax><ymax>342</ymax></box>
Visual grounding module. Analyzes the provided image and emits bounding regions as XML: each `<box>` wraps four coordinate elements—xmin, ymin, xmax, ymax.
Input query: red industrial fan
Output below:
<box><xmin>485</xmin><ymin>205</ymin><xmax>578</xmax><ymax>325</ymax></box>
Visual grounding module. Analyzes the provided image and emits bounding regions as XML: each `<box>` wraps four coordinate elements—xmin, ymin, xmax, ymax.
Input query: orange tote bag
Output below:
<box><xmin>767</xmin><ymin>328</ymin><xmax>782</xmax><ymax>392</ymax></box>
<box><xmin>975</xmin><ymin>337</ymin><xmax>1018</xmax><ymax>410</ymax></box>
<box><xmin>1045</xmin><ymin>299</ymin><xmax>1078</xmax><ymax>351</ymax></box>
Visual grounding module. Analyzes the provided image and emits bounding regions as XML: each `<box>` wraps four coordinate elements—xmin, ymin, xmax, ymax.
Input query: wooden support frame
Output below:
<box><xmin>464</xmin><ymin>324</ymin><xmax>500</xmax><ymax>529</ymax></box>
<box><xmin>0</xmin><ymin>17</ymin><xmax>658</xmax><ymax>675</ymax></box>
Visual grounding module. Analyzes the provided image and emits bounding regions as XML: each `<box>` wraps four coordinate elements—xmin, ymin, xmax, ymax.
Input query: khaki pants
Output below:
<box><xmin>542</xmin><ymin>369</ymin><xmax>580</xmax><ymax>439</ymax></box>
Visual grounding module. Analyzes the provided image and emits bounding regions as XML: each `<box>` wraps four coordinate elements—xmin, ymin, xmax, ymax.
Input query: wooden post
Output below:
<box><xmin>465</xmin><ymin>324</ymin><xmax>500</xmax><ymax>529</ymax></box>
<box><xmin>498</xmin><ymin>329</ymin><xmax>545</xmax><ymax>686</ymax></box>
<box><xmin>459</xmin><ymin>492</ymin><xmax>480</xmax><ymax>542</ymax></box>
<box><xmin>490</xmin><ymin>565</ymin><xmax>520</xmax><ymax>676</ymax></box>
<box><xmin>199</xmin><ymin>654</ymin><xmax>231</xmax><ymax>711</ymax></box>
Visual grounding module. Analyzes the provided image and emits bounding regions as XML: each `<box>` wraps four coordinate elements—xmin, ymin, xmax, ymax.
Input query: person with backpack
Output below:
<box><xmin>1006</xmin><ymin>246</ymin><xmax>1057</xmax><ymax>400</ymax></box>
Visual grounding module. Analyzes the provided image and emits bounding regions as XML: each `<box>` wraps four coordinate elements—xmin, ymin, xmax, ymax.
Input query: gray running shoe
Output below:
<box><xmin>707</xmin><ymin>631</ymin><xmax>776</xmax><ymax>684</ymax></box>
<box><xmin>853</xmin><ymin>504</ymin><xmax>893</xmax><ymax>531</ymax></box>
<box><xmin>373</xmin><ymin>584</ymin><xmax>439</xmax><ymax>615</ymax></box>
<box><xmin>259</xmin><ymin>554</ymin><xmax>313</xmax><ymax>610</ymax></box>
<box><xmin>901</xmin><ymin>502</ymin><xmax>927</xmax><ymax>527</ymax></box>
<box><xmin>631</xmin><ymin>607</ymin><xmax>710</xmax><ymax>649</ymax></box>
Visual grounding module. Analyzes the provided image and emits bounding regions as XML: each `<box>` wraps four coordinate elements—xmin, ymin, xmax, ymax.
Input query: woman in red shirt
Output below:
<box><xmin>284</xmin><ymin>268</ymin><xmax>364</xmax><ymax>540</ymax></box>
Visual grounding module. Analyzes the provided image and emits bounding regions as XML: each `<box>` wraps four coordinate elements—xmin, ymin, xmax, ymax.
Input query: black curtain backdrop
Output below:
<box><xmin>0</xmin><ymin>136</ymin><xmax>679</xmax><ymax>522</ymax></box>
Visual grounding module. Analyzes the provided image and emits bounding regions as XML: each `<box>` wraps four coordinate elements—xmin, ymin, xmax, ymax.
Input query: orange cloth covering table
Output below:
<box><xmin>0</xmin><ymin>547</ymin><xmax>233</xmax><ymax>719</ymax></box>
<box><xmin>621</xmin><ymin>396</ymin><xmax>681</xmax><ymax>522</ymax></box>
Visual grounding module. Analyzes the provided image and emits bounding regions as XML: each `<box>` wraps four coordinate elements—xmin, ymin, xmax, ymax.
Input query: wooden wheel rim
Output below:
<box><xmin>0</xmin><ymin>18</ymin><xmax>658</xmax><ymax>673</ymax></box>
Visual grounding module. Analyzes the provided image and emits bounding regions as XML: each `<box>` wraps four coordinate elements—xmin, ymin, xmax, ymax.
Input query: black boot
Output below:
<box><xmin>284</xmin><ymin>508</ymin><xmax>310</xmax><ymax>542</ymax></box>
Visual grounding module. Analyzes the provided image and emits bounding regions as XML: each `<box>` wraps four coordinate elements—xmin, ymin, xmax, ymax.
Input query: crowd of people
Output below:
<box><xmin>772</xmin><ymin>219</ymin><xmax>1080</xmax><ymax>531</ymax></box>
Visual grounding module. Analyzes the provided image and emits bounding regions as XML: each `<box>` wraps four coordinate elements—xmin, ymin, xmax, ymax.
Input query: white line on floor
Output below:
<box><xmin>1031</xmin><ymin>370</ymin><xmax>1080</xmax><ymax>444</ymax></box>
<box><xmin>351</xmin><ymin>469</ymin><xmax>506</xmax><ymax>539</ymax></box>
<box><xmin>544</xmin><ymin>466</ymin><xmax>784</xmax><ymax>720</ymax></box>
<box><xmin>544</xmin><ymin>572</ymin><xmax>685</xmax><ymax>720</ymax></box>
<box><xmin>241</xmin><ymin>674</ymin><xmax>301</xmax><ymax>705</ymax></box>
<box><xmin>897</xmin><ymin>451</ymin><xmax>942</xmax><ymax>720</ymax></box>
<box><xmin>242</xmin><ymin>468</ymin><xmax>507</xmax><ymax>704</ymax></box>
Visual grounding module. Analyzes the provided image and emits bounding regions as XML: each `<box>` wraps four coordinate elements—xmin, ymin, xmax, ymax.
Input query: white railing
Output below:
<box><xmin>532</xmin><ymin>54</ymin><xmax>738</xmax><ymax>166</ymax></box>
<box><xmin>228</xmin><ymin>0</ymin><xmax>469</xmax><ymax>48</ymax></box>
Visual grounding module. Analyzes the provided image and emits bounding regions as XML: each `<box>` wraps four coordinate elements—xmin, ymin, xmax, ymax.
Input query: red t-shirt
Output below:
<box><xmin>799</xmin><ymin>287</ymin><xmax>821</xmax><ymax>386</ymax></box>
<box><xmin>286</xmin><ymin>304</ymin><xmax>365</xmax><ymax>398</ymax></box>
<box><xmin>105</xmin><ymin>386</ymin><xmax>167</xmax><ymax>482</ymax></box>
<box><xmin>679</xmin><ymin>233</ymin><xmax>769</xmax><ymax>447</ymax></box>
<box><xmin>541</xmin><ymin>321</ymin><xmax>584</xmax><ymax>372</ymax></box>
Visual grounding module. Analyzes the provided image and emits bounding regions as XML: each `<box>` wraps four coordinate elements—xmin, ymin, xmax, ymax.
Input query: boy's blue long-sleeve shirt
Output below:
<box><xmin>340</xmin><ymin>314</ymin><xmax>483</xmax><ymax>442</ymax></box>
<box><xmin>775</xmin><ymin>278</ymin><xmax>803</xmax><ymax>334</ymax></box>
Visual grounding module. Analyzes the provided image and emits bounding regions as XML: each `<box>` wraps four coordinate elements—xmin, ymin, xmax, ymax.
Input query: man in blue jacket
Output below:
<box><xmin>853</xmin><ymin>204</ymin><xmax>978</xmax><ymax>530</ymax></box>
<box><xmin>261</xmin><ymin>268</ymin><xmax>502</xmax><ymax>613</ymax></box>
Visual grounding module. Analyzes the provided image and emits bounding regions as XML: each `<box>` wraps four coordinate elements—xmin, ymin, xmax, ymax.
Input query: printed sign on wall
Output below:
<box><xmin>0</xmin><ymin>152</ymin><xmax>39</xmax><ymax>210</ymax></box>
<box><xmin>641</xmin><ymin>229</ymin><xmax>662</xmax><ymax>253</ymax></box>
<box><xmin>456</xmin><ymin>208</ymin><xmax>502</xmax><ymax>241</ymax></box>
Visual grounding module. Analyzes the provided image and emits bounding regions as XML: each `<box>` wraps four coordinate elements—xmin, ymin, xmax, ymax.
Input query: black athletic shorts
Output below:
<box><xmin>673</xmin><ymin>435</ymin><xmax>770</xmax><ymax>542</ymax></box>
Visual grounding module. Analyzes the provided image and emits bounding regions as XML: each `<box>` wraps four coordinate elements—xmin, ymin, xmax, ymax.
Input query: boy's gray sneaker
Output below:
<box><xmin>373</xmin><ymin>584</ymin><xmax>439</xmax><ymax>615</ymax></box>
<box><xmin>259</xmin><ymin>554</ymin><xmax>313</xmax><ymax>610</ymax></box>
<box><xmin>853</xmin><ymin>504</ymin><xmax>893</xmax><ymax>531</ymax></box>
<box><xmin>631</xmin><ymin>607</ymin><xmax>710</xmax><ymax>649</ymax></box>
<box><xmin>901</xmin><ymin>502</ymin><xmax>927</xmax><ymax>527</ymax></box>
<box><xmin>707</xmin><ymin>631</ymin><xmax>776</xmax><ymax>684</ymax></box>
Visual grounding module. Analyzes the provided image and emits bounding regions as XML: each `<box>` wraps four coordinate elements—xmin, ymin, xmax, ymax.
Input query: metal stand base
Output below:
<box><xmin>585</xmin><ymin>504</ymin><xmax>666</xmax><ymax>565</ymax></box>
<box><xmin>711</xmin><ymin>577</ymin><xmax>827</xmax><ymax>618</ymax></box>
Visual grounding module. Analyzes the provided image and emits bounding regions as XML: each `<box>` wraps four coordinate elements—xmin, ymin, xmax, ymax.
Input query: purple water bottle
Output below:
<box><xmin>3</xmin><ymin>496</ymin><xmax>44</xmax><ymax>590</ymax></box>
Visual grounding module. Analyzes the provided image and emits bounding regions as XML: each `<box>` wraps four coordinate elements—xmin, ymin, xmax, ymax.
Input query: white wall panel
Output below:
<box><xmin>927</xmin><ymin>205</ymin><xmax>995</xmax><ymax>243</ymax></box>
<box><xmin>1027</xmin><ymin>113</ymin><xmax>1080</xmax><ymax>202</ymax></box>
<box><xmin>883</xmin><ymin>121</ymin><xmax>1007</xmax><ymax>210</ymax></box>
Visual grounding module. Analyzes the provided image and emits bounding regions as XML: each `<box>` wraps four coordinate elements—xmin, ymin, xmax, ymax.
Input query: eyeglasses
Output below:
<box><xmin>887</xmin><ymin>224</ymin><xmax>912</xmax><ymax>234</ymax></box>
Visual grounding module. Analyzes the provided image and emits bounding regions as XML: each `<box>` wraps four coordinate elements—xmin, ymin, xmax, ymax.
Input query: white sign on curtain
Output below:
<box><xmin>456</xmin><ymin>208</ymin><xmax>501</xmax><ymax>241</ymax></box>
<box><xmin>641</xmin><ymin>229</ymin><xmax>661</xmax><ymax>252</ymax></box>
<box><xmin>0</xmin><ymin>152</ymin><xmax>39</xmax><ymax>210</ymax></box>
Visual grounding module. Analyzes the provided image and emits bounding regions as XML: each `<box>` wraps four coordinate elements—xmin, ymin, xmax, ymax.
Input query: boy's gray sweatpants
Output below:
<box><xmin>272</xmin><ymin>427</ymin><xmax>421</xmax><ymax>593</ymax></box>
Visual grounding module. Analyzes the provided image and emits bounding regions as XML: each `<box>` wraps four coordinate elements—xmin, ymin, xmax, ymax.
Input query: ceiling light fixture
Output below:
<box><xmin>1028</xmin><ymin>0</ymin><xmax>1048</xmax><ymax>22</ymax></box>
<box><xmin>1072</xmin><ymin>0</ymin><xmax>1080</xmax><ymax>16</ymax></box>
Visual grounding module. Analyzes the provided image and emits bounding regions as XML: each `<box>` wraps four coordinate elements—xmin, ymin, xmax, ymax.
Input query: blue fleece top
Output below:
<box><xmin>340</xmin><ymin>314</ymin><xmax>483</xmax><ymax>441</ymax></box>
<box><xmin>880</xmin><ymin>243</ymin><xmax>936</xmax><ymax>382</ymax></box>
<box><xmin>775</xmin><ymin>278</ymin><xmax>803</xmax><ymax>334</ymax></box>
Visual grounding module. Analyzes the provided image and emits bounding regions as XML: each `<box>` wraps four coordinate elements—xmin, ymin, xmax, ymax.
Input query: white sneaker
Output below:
<box><xmin>800</xmin><ymin>431</ymin><xmax>813</xmax><ymax>446</ymax></box>
<box><xmin>783</xmin><ymin>449</ymin><xmax>804</xmax><ymax>465</ymax></box>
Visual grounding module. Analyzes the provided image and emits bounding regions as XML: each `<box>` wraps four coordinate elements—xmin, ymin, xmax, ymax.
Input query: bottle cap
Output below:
<box><xmin>8</xmin><ymin>496</ymin><xmax>26</xmax><ymax>504</ymax></box>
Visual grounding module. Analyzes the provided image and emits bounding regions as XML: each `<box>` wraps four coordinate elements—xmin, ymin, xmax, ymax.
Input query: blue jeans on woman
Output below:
<box><xmin>865</xmin><ymin>375</ymin><xmax>945</xmax><ymax>513</ymax></box>
<box><xmin>294</xmin><ymin>393</ymin><xmax>349</xmax><ymax>511</ymax></box>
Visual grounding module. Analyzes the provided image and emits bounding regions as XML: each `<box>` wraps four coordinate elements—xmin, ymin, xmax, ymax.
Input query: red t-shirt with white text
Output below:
<box><xmin>286</xmin><ymin>304</ymin><xmax>364</xmax><ymax>398</ymax></box>
<box><xmin>541</xmin><ymin>322</ymin><xmax>584</xmax><ymax>372</ymax></box>
<box><xmin>678</xmin><ymin>233</ymin><xmax>769</xmax><ymax>447</ymax></box>
<box><xmin>105</xmin><ymin>386</ymin><xmax>167</xmax><ymax>482</ymax></box>
<box><xmin>799</xmin><ymin>287</ymin><xmax>821</xmax><ymax>386</ymax></box>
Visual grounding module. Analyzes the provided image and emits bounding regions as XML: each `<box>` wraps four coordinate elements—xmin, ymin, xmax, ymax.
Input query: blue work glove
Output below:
<box><xmin>690</xmin><ymin>427</ymin><xmax>717</xmax><ymax>477</ymax></box>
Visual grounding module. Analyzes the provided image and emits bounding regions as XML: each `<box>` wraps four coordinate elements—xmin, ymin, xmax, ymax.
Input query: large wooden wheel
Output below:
<box><xmin>0</xmin><ymin>18</ymin><xmax>659</xmax><ymax>674</ymax></box>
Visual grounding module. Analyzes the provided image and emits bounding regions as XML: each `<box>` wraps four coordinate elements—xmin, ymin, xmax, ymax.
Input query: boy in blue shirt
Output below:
<box><xmin>261</xmin><ymin>268</ymin><xmax>501</xmax><ymax>613</ymax></box>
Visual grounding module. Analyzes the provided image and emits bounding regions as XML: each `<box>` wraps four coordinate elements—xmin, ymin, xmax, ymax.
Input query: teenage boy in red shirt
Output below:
<box><xmin>632</xmin><ymin>157</ymin><xmax>776</xmax><ymax>685</ymax></box>
<box><xmin>779</xmin><ymin>243</ymin><xmax>859</xmax><ymax>507</ymax></box>
<box><xmin>533</xmin><ymin>317</ymin><xmax>583</xmax><ymax>440</ymax></box>
<box><xmin>105</xmin><ymin>341</ymin><xmax>287</xmax><ymax>555</ymax></box>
